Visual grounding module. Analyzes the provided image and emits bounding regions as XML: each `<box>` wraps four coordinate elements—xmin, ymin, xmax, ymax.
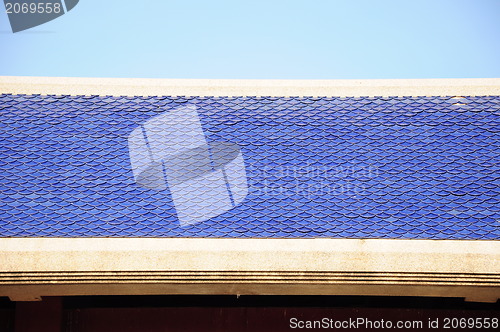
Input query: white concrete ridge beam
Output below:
<box><xmin>0</xmin><ymin>76</ymin><xmax>499</xmax><ymax>97</ymax></box>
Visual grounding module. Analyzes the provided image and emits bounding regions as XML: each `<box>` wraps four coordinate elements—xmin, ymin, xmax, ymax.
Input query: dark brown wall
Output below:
<box><xmin>0</xmin><ymin>295</ymin><xmax>498</xmax><ymax>332</ymax></box>
<box><xmin>65</xmin><ymin>307</ymin><xmax>499</xmax><ymax>332</ymax></box>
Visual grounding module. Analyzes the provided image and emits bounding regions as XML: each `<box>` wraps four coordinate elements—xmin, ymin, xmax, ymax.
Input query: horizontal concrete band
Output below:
<box><xmin>1</xmin><ymin>272</ymin><xmax>499</xmax><ymax>286</ymax></box>
<box><xmin>0</xmin><ymin>238</ymin><xmax>499</xmax><ymax>273</ymax></box>
<box><xmin>0</xmin><ymin>239</ymin><xmax>499</xmax><ymax>302</ymax></box>
<box><xmin>2</xmin><ymin>284</ymin><xmax>499</xmax><ymax>303</ymax></box>
<box><xmin>0</xmin><ymin>76</ymin><xmax>499</xmax><ymax>97</ymax></box>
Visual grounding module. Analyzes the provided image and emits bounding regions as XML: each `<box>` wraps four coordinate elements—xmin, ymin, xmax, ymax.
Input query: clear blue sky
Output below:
<box><xmin>1</xmin><ymin>0</ymin><xmax>499</xmax><ymax>79</ymax></box>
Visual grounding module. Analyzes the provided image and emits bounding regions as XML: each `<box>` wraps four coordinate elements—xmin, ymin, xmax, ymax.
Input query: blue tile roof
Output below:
<box><xmin>0</xmin><ymin>94</ymin><xmax>499</xmax><ymax>239</ymax></box>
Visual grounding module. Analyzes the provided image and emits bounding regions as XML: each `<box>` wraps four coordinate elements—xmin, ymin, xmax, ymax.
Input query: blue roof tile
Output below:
<box><xmin>0</xmin><ymin>94</ymin><xmax>499</xmax><ymax>239</ymax></box>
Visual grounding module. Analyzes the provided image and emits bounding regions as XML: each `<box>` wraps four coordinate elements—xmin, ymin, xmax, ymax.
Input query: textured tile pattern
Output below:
<box><xmin>0</xmin><ymin>94</ymin><xmax>499</xmax><ymax>239</ymax></box>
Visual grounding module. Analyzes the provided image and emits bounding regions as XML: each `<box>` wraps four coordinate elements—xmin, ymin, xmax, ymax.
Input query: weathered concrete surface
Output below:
<box><xmin>1</xmin><ymin>77</ymin><xmax>499</xmax><ymax>97</ymax></box>
<box><xmin>0</xmin><ymin>238</ymin><xmax>498</xmax><ymax>302</ymax></box>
